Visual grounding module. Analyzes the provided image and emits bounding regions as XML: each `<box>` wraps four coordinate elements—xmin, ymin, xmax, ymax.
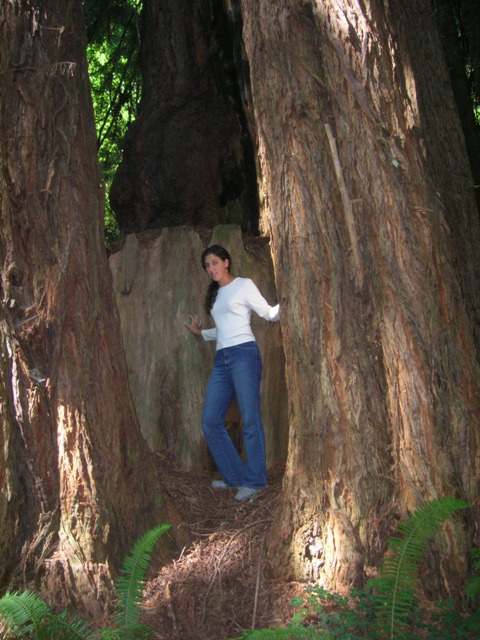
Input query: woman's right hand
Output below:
<box><xmin>185</xmin><ymin>314</ymin><xmax>203</xmax><ymax>336</ymax></box>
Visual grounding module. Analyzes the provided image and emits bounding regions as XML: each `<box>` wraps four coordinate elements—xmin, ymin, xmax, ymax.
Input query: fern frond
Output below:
<box><xmin>41</xmin><ymin>609</ymin><xmax>94</xmax><ymax>640</ymax></box>
<box><xmin>466</xmin><ymin>548</ymin><xmax>480</xmax><ymax>599</ymax></box>
<box><xmin>0</xmin><ymin>589</ymin><xmax>94</xmax><ymax>640</ymax></box>
<box><xmin>100</xmin><ymin>623</ymin><xmax>152</xmax><ymax>639</ymax></box>
<box><xmin>113</xmin><ymin>523</ymin><xmax>170</xmax><ymax>628</ymax></box>
<box><xmin>236</xmin><ymin>627</ymin><xmax>332</xmax><ymax>639</ymax></box>
<box><xmin>0</xmin><ymin>589</ymin><xmax>51</xmax><ymax>637</ymax></box>
<box><xmin>369</xmin><ymin>496</ymin><xmax>468</xmax><ymax>640</ymax></box>
<box><xmin>466</xmin><ymin>575</ymin><xmax>480</xmax><ymax>599</ymax></box>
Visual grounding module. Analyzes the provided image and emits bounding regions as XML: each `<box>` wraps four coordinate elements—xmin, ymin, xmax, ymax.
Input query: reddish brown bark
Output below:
<box><xmin>0</xmin><ymin>0</ymin><xmax>178</xmax><ymax>616</ymax></box>
<box><xmin>110</xmin><ymin>0</ymin><xmax>261</xmax><ymax>234</ymax></box>
<box><xmin>241</xmin><ymin>0</ymin><xmax>480</xmax><ymax>596</ymax></box>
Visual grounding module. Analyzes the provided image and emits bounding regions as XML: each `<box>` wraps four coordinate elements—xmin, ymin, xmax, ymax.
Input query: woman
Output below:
<box><xmin>186</xmin><ymin>245</ymin><xmax>280</xmax><ymax>501</ymax></box>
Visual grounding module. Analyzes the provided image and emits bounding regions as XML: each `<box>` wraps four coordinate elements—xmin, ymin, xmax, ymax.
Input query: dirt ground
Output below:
<box><xmin>143</xmin><ymin>453</ymin><xmax>304</xmax><ymax>640</ymax></box>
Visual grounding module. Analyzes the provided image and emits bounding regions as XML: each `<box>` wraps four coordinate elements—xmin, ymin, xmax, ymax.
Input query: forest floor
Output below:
<box><xmin>142</xmin><ymin>453</ymin><xmax>304</xmax><ymax>640</ymax></box>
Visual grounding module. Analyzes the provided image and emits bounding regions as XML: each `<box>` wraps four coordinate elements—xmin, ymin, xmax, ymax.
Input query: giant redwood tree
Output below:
<box><xmin>0</xmin><ymin>0</ymin><xmax>177</xmax><ymax>616</ymax></box>
<box><xmin>239</xmin><ymin>0</ymin><xmax>480</xmax><ymax>595</ymax></box>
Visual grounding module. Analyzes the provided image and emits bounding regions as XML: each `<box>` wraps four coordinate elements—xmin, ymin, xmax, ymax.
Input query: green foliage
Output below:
<box><xmin>0</xmin><ymin>589</ymin><xmax>52</xmax><ymax>639</ymax></box>
<box><xmin>236</xmin><ymin>627</ymin><xmax>332</xmax><ymax>639</ymax></box>
<box><xmin>0</xmin><ymin>524</ymin><xmax>170</xmax><ymax>640</ymax></box>
<box><xmin>466</xmin><ymin>548</ymin><xmax>480</xmax><ymax>599</ymax></box>
<box><xmin>474</xmin><ymin>106</ymin><xmax>480</xmax><ymax>127</ymax></box>
<box><xmin>274</xmin><ymin>586</ymin><xmax>377</xmax><ymax>640</ymax></box>
<box><xmin>232</xmin><ymin>498</ymin><xmax>478</xmax><ymax>640</ymax></box>
<box><xmin>84</xmin><ymin>0</ymin><xmax>142</xmax><ymax>246</ymax></box>
<box><xmin>232</xmin><ymin>583</ymin><xmax>480</xmax><ymax>640</ymax></box>
<box><xmin>367</xmin><ymin>496</ymin><xmax>468</xmax><ymax>639</ymax></box>
<box><xmin>109</xmin><ymin>523</ymin><xmax>170</xmax><ymax>631</ymax></box>
<box><xmin>99</xmin><ymin>625</ymin><xmax>151</xmax><ymax>640</ymax></box>
<box><xmin>0</xmin><ymin>589</ymin><xmax>94</xmax><ymax>639</ymax></box>
<box><xmin>421</xmin><ymin>598</ymin><xmax>480</xmax><ymax>639</ymax></box>
<box><xmin>40</xmin><ymin>610</ymin><xmax>95</xmax><ymax>640</ymax></box>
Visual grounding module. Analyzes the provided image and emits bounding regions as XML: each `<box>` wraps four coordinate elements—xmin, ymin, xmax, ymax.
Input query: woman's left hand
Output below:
<box><xmin>185</xmin><ymin>314</ymin><xmax>202</xmax><ymax>336</ymax></box>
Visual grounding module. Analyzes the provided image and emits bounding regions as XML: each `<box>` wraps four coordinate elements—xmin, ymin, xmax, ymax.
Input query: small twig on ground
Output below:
<box><xmin>165</xmin><ymin>580</ymin><xmax>178</xmax><ymax>634</ymax></box>
<box><xmin>201</xmin><ymin>518</ymin><xmax>273</xmax><ymax>622</ymax></box>
<box><xmin>252</xmin><ymin>529</ymin><xmax>267</xmax><ymax>630</ymax></box>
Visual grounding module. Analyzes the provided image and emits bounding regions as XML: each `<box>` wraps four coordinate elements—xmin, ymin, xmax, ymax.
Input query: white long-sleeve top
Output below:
<box><xmin>201</xmin><ymin>277</ymin><xmax>280</xmax><ymax>350</ymax></box>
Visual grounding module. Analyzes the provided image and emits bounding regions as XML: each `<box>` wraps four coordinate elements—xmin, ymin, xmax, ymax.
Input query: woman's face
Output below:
<box><xmin>203</xmin><ymin>253</ymin><xmax>231</xmax><ymax>286</ymax></box>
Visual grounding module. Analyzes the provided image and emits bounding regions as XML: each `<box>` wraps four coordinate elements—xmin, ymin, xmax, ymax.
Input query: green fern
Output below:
<box><xmin>40</xmin><ymin>609</ymin><xmax>95</xmax><ymax>640</ymax></box>
<box><xmin>0</xmin><ymin>589</ymin><xmax>93</xmax><ymax>640</ymax></box>
<box><xmin>99</xmin><ymin>625</ymin><xmax>152</xmax><ymax>640</ymax></box>
<box><xmin>236</xmin><ymin>628</ymin><xmax>332</xmax><ymax>639</ymax></box>
<box><xmin>368</xmin><ymin>496</ymin><xmax>468</xmax><ymax>640</ymax></box>
<box><xmin>466</xmin><ymin>548</ymin><xmax>480</xmax><ymax>599</ymax></box>
<box><xmin>0</xmin><ymin>589</ymin><xmax>50</xmax><ymax>638</ymax></box>
<box><xmin>0</xmin><ymin>524</ymin><xmax>170</xmax><ymax>640</ymax></box>
<box><xmin>110</xmin><ymin>523</ymin><xmax>170</xmax><ymax>630</ymax></box>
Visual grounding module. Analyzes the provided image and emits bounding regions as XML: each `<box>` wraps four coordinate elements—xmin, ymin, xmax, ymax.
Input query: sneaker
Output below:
<box><xmin>235</xmin><ymin>486</ymin><xmax>262</xmax><ymax>501</ymax></box>
<box><xmin>211</xmin><ymin>480</ymin><xmax>231</xmax><ymax>489</ymax></box>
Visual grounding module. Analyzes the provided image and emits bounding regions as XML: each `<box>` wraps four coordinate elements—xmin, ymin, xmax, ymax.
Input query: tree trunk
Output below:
<box><xmin>436</xmin><ymin>0</ymin><xmax>480</xmax><ymax>215</ymax></box>
<box><xmin>0</xmin><ymin>0</ymin><xmax>178</xmax><ymax>617</ymax></box>
<box><xmin>241</xmin><ymin>0</ymin><xmax>480</xmax><ymax>597</ymax></box>
<box><xmin>110</xmin><ymin>0</ymin><xmax>261</xmax><ymax>234</ymax></box>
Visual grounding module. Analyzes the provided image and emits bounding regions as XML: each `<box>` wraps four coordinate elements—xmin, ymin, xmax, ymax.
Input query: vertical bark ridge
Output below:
<box><xmin>241</xmin><ymin>0</ymin><xmax>480</xmax><ymax>595</ymax></box>
<box><xmin>0</xmin><ymin>1</ymin><xmax>178</xmax><ymax>615</ymax></box>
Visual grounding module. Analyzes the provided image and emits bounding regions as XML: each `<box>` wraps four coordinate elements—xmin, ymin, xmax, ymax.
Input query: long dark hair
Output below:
<box><xmin>201</xmin><ymin>245</ymin><xmax>232</xmax><ymax>315</ymax></box>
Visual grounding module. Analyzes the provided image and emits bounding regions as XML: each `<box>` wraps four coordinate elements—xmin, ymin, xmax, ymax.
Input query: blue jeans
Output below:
<box><xmin>202</xmin><ymin>341</ymin><xmax>267</xmax><ymax>488</ymax></box>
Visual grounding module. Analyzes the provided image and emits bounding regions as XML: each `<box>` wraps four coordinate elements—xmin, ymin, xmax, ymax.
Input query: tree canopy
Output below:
<box><xmin>84</xmin><ymin>0</ymin><xmax>142</xmax><ymax>245</ymax></box>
